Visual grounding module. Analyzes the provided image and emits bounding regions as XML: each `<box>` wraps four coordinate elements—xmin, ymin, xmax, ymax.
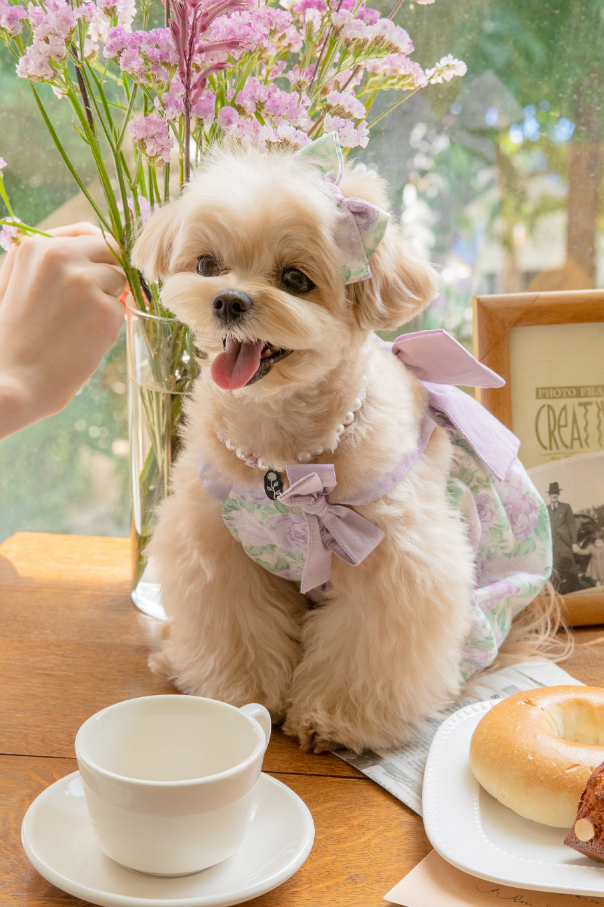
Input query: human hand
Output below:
<box><xmin>0</xmin><ymin>223</ymin><xmax>127</xmax><ymax>439</ymax></box>
<box><xmin>572</xmin><ymin>544</ymin><xmax>582</xmax><ymax>554</ymax></box>
<box><xmin>0</xmin><ymin>222</ymin><xmax>104</xmax><ymax>302</ymax></box>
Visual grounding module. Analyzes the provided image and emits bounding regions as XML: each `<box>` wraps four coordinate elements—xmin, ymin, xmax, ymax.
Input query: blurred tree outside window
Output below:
<box><xmin>1</xmin><ymin>0</ymin><xmax>603</xmax><ymax>541</ymax></box>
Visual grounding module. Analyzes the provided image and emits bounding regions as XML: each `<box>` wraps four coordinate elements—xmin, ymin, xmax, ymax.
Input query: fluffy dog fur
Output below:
<box><xmin>132</xmin><ymin>146</ymin><xmax>478</xmax><ymax>753</ymax></box>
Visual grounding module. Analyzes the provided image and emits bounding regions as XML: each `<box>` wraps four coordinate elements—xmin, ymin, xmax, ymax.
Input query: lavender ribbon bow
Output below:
<box><xmin>295</xmin><ymin>133</ymin><xmax>390</xmax><ymax>284</ymax></box>
<box><xmin>279</xmin><ymin>464</ymin><xmax>385</xmax><ymax>594</ymax></box>
<box><xmin>390</xmin><ymin>329</ymin><xmax>520</xmax><ymax>482</ymax></box>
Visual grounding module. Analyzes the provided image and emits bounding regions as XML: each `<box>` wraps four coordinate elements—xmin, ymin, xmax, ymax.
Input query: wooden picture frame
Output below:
<box><xmin>472</xmin><ymin>289</ymin><xmax>604</xmax><ymax>626</ymax></box>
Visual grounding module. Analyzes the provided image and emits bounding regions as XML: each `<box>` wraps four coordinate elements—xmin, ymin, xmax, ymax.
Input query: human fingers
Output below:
<box><xmin>98</xmin><ymin>291</ymin><xmax>126</xmax><ymax>344</ymax></box>
<box><xmin>92</xmin><ymin>262</ymin><xmax>128</xmax><ymax>298</ymax></box>
<box><xmin>49</xmin><ymin>222</ymin><xmax>103</xmax><ymax>237</ymax></box>
<box><xmin>68</xmin><ymin>233</ymin><xmax>124</xmax><ymax>266</ymax></box>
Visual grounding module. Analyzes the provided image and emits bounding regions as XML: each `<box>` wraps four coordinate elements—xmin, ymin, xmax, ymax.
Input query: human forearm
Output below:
<box><xmin>0</xmin><ymin>371</ymin><xmax>34</xmax><ymax>439</ymax></box>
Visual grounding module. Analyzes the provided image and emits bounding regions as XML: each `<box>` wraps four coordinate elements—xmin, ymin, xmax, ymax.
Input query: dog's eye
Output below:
<box><xmin>197</xmin><ymin>254</ymin><xmax>222</xmax><ymax>277</ymax></box>
<box><xmin>281</xmin><ymin>268</ymin><xmax>315</xmax><ymax>294</ymax></box>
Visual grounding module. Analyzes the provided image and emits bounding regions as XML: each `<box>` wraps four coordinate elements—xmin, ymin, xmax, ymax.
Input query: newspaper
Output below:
<box><xmin>334</xmin><ymin>659</ymin><xmax>582</xmax><ymax>816</ymax></box>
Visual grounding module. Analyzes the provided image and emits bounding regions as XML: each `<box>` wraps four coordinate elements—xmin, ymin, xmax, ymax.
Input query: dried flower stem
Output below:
<box><xmin>307</xmin><ymin>0</ymin><xmax>343</xmax><ymax>96</ymax></box>
<box><xmin>71</xmin><ymin>48</ymin><xmax>96</xmax><ymax>136</ymax></box>
<box><xmin>388</xmin><ymin>0</ymin><xmax>405</xmax><ymax>19</ymax></box>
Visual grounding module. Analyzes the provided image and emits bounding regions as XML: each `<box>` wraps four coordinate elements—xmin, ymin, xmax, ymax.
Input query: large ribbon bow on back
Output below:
<box><xmin>295</xmin><ymin>133</ymin><xmax>390</xmax><ymax>285</ymax></box>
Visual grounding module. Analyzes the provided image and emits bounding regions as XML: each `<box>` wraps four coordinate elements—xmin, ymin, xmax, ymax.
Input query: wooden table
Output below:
<box><xmin>1</xmin><ymin>532</ymin><xmax>603</xmax><ymax>907</ymax></box>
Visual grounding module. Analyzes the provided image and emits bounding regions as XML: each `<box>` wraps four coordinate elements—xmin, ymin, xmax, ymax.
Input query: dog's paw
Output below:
<box><xmin>148</xmin><ymin>647</ymin><xmax>173</xmax><ymax>677</ymax></box>
<box><xmin>282</xmin><ymin>713</ymin><xmax>338</xmax><ymax>754</ymax></box>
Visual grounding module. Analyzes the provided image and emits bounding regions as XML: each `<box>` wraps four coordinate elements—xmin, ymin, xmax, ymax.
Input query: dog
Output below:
<box><xmin>131</xmin><ymin>136</ymin><xmax>551</xmax><ymax>753</ymax></box>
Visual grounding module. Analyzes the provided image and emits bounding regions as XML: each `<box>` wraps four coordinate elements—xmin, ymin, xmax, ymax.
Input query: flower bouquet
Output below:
<box><xmin>0</xmin><ymin>0</ymin><xmax>465</xmax><ymax>613</ymax></box>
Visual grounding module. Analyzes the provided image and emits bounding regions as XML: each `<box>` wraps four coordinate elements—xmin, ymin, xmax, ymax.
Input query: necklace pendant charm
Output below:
<box><xmin>264</xmin><ymin>470</ymin><xmax>284</xmax><ymax>500</ymax></box>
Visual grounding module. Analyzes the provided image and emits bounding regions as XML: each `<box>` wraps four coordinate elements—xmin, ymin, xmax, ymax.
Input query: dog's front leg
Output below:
<box><xmin>284</xmin><ymin>499</ymin><xmax>474</xmax><ymax>753</ymax></box>
<box><xmin>147</xmin><ymin>469</ymin><xmax>307</xmax><ymax>721</ymax></box>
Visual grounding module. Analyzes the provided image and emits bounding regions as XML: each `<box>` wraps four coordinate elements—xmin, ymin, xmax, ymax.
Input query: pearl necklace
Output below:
<box><xmin>216</xmin><ymin>377</ymin><xmax>367</xmax><ymax>472</ymax></box>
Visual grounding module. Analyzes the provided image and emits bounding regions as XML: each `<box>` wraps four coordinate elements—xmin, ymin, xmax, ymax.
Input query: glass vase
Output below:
<box><xmin>126</xmin><ymin>298</ymin><xmax>199</xmax><ymax>619</ymax></box>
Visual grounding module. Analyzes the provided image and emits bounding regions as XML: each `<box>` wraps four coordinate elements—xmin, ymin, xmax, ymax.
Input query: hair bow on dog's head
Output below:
<box><xmin>295</xmin><ymin>133</ymin><xmax>390</xmax><ymax>285</ymax></box>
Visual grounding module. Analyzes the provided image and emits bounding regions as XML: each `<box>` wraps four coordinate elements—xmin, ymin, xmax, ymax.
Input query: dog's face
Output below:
<box><xmin>132</xmin><ymin>146</ymin><xmax>437</xmax><ymax>398</ymax></box>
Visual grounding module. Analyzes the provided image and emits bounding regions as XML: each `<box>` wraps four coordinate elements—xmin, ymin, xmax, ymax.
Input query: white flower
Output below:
<box><xmin>304</xmin><ymin>8</ymin><xmax>321</xmax><ymax>36</ymax></box>
<box><xmin>425</xmin><ymin>54</ymin><xmax>467</xmax><ymax>84</ymax></box>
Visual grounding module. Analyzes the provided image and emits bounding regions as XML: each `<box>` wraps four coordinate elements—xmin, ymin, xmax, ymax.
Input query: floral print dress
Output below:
<box><xmin>447</xmin><ymin>435</ymin><xmax>552</xmax><ymax>679</ymax></box>
<box><xmin>203</xmin><ymin>425</ymin><xmax>552</xmax><ymax>681</ymax></box>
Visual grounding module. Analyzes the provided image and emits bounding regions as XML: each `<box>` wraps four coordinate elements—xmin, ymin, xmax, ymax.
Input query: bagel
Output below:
<box><xmin>469</xmin><ymin>686</ymin><xmax>604</xmax><ymax>827</ymax></box>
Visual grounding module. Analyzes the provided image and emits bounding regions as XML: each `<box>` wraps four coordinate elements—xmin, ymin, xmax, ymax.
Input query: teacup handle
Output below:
<box><xmin>239</xmin><ymin>703</ymin><xmax>271</xmax><ymax>751</ymax></box>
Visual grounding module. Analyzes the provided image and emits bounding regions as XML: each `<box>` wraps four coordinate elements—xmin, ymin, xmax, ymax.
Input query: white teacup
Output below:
<box><xmin>75</xmin><ymin>695</ymin><xmax>271</xmax><ymax>876</ymax></box>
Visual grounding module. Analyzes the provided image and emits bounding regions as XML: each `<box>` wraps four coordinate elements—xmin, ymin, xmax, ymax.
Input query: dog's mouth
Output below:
<box><xmin>210</xmin><ymin>337</ymin><xmax>293</xmax><ymax>390</ymax></box>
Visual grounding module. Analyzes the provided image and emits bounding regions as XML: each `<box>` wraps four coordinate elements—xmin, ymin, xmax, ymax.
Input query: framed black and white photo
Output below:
<box><xmin>473</xmin><ymin>289</ymin><xmax>604</xmax><ymax>625</ymax></box>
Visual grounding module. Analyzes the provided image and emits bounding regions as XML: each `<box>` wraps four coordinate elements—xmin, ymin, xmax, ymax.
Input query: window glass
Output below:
<box><xmin>1</xmin><ymin>0</ymin><xmax>603</xmax><ymax>541</ymax></box>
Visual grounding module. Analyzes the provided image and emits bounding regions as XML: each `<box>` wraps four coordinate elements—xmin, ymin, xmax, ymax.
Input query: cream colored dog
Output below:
<box><xmin>132</xmin><ymin>144</ymin><xmax>475</xmax><ymax>753</ymax></box>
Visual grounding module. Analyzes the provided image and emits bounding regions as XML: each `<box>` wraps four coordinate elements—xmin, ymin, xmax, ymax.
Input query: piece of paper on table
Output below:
<box><xmin>335</xmin><ymin>658</ymin><xmax>582</xmax><ymax>816</ymax></box>
<box><xmin>384</xmin><ymin>850</ymin><xmax>604</xmax><ymax>907</ymax></box>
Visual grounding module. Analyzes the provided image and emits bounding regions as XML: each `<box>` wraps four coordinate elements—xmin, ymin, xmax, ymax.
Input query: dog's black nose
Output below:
<box><xmin>212</xmin><ymin>290</ymin><xmax>253</xmax><ymax>324</ymax></box>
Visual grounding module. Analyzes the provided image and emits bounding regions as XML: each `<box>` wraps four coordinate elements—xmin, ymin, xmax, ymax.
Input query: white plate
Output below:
<box><xmin>423</xmin><ymin>700</ymin><xmax>604</xmax><ymax>896</ymax></box>
<box><xmin>22</xmin><ymin>772</ymin><xmax>314</xmax><ymax>907</ymax></box>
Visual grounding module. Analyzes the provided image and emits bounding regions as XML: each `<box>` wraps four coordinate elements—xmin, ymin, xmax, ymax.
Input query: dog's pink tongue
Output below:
<box><xmin>211</xmin><ymin>338</ymin><xmax>264</xmax><ymax>390</ymax></box>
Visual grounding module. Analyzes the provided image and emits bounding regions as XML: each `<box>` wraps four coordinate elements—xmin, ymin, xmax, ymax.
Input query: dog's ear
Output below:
<box><xmin>340</xmin><ymin>167</ymin><xmax>438</xmax><ymax>332</ymax></box>
<box><xmin>130</xmin><ymin>199</ymin><xmax>182</xmax><ymax>282</ymax></box>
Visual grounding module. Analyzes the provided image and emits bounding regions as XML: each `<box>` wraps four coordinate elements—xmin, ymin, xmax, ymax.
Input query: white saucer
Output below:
<box><xmin>22</xmin><ymin>772</ymin><xmax>314</xmax><ymax>907</ymax></box>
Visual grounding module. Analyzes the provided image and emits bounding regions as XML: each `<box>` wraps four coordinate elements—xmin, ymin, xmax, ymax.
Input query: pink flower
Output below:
<box><xmin>285</xmin><ymin>65</ymin><xmax>314</xmax><ymax>90</ymax></box>
<box><xmin>358</xmin><ymin>7</ymin><xmax>379</xmax><ymax>24</ymax></box>
<box><xmin>376</xmin><ymin>19</ymin><xmax>413</xmax><ymax>53</ymax></box>
<box><xmin>323</xmin><ymin>114</ymin><xmax>369</xmax><ymax>148</ymax></box>
<box><xmin>0</xmin><ymin>157</ymin><xmax>6</xmax><ymax>170</ymax></box>
<box><xmin>340</xmin><ymin>18</ymin><xmax>375</xmax><ymax>46</ymax></box>
<box><xmin>192</xmin><ymin>89</ymin><xmax>215</xmax><ymax>123</ymax></box>
<box><xmin>84</xmin><ymin>0</ymin><xmax>136</xmax><ymax>46</ymax></box>
<box><xmin>129</xmin><ymin>113</ymin><xmax>173</xmax><ymax>166</ymax></box>
<box><xmin>294</xmin><ymin>0</ymin><xmax>326</xmax><ymax>13</ymax></box>
<box><xmin>217</xmin><ymin>105</ymin><xmax>240</xmax><ymax>128</ymax></box>
<box><xmin>326</xmin><ymin>90</ymin><xmax>366</xmax><ymax>120</ymax></box>
<box><xmin>0</xmin><ymin>0</ymin><xmax>27</xmax><ymax>36</ymax></box>
<box><xmin>365</xmin><ymin>54</ymin><xmax>427</xmax><ymax>87</ymax></box>
<box><xmin>335</xmin><ymin>0</ymin><xmax>362</xmax><ymax>10</ymax></box>
<box><xmin>105</xmin><ymin>28</ymin><xmax>178</xmax><ymax>86</ymax></box>
<box><xmin>225</xmin><ymin>77</ymin><xmax>311</xmax><ymax>131</ymax></box>
<box><xmin>117</xmin><ymin>196</ymin><xmax>157</xmax><ymax>224</ymax></box>
<box><xmin>331</xmin><ymin>9</ymin><xmax>352</xmax><ymax>28</ymax></box>
<box><xmin>267</xmin><ymin>60</ymin><xmax>287</xmax><ymax>80</ymax></box>
<box><xmin>16</xmin><ymin>0</ymin><xmax>87</xmax><ymax>81</ymax></box>
<box><xmin>272</xmin><ymin>122</ymin><xmax>310</xmax><ymax>148</ymax></box>
<box><xmin>157</xmin><ymin>81</ymin><xmax>184</xmax><ymax>119</ymax></box>
<box><xmin>0</xmin><ymin>222</ymin><xmax>21</xmax><ymax>251</ymax></box>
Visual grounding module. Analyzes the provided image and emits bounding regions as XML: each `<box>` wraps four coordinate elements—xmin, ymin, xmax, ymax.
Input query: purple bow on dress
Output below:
<box><xmin>279</xmin><ymin>464</ymin><xmax>385</xmax><ymax>594</ymax></box>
